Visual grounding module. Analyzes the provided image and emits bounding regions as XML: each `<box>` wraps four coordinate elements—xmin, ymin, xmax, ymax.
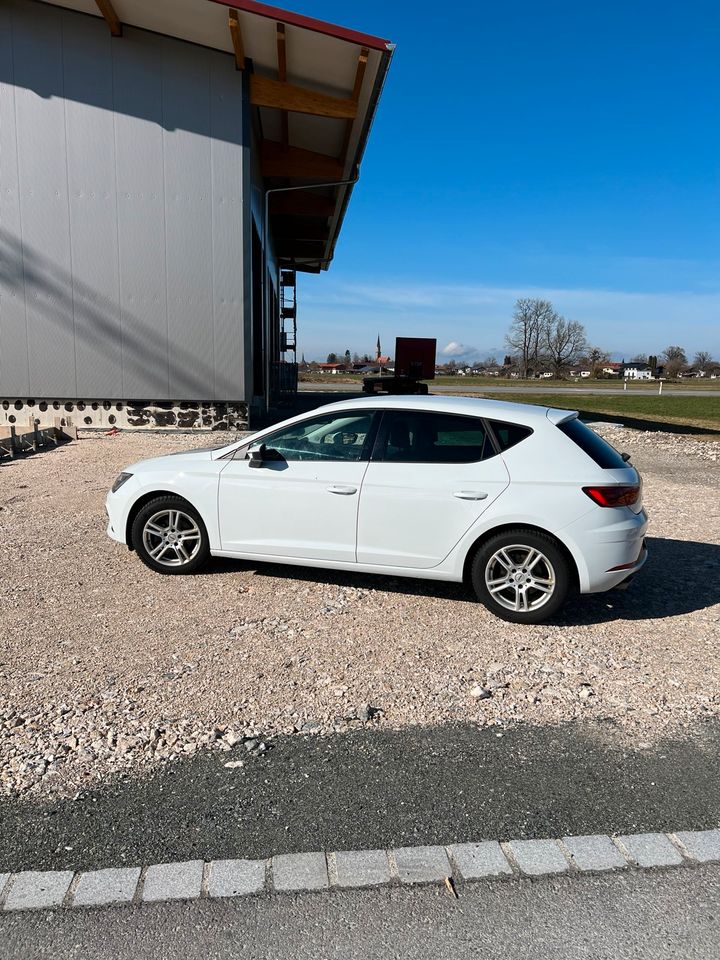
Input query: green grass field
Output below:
<box><xmin>297</xmin><ymin>372</ymin><xmax>720</xmax><ymax>432</ymax></box>
<box><xmin>299</xmin><ymin>372</ymin><xmax>720</xmax><ymax>392</ymax></box>
<box><xmin>429</xmin><ymin>375</ymin><xmax>720</xmax><ymax>390</ymax></box>
<box><xmin>450</xmin><ymin>391</ymin><xmax>720</xmax><ymax>433</ymax></box>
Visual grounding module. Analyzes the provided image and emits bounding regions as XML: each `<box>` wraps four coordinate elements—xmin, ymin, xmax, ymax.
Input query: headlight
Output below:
<box><xmin>111</xmin><ymin>472</ymin><xmax>133</xmax><ymax>494</ymax></box>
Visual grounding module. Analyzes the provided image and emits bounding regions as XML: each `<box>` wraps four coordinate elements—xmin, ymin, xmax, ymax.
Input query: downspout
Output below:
<box><xmin>262</xmin><ymin>172</ymin><xmax>360</xmax><ymax>414</ymax></box>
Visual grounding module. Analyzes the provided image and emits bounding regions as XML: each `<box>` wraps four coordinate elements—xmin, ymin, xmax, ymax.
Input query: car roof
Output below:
<box><xmin>314</xmin><ymin>394</ymin><xmax>576</xmax><ymax>426</ymax></box>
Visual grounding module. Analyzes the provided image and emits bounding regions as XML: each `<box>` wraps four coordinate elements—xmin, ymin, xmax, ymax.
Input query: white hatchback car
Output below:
<box><xmin>106</xmin><ymin>396</ymin><xmax>648</xmax><ymax>623</ymax></box>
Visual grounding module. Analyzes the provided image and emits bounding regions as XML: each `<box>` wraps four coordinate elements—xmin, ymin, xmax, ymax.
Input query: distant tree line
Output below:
<box><xmin>503</xmin><ymin>298</ymin><xmax>716</xmax><ymax>379</ymax></box>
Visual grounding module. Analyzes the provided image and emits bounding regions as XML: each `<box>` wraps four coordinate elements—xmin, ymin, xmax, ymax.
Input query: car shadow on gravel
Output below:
<box><xmin>1</xmin><ymin>717</ymin><xmax>719</xmax><ymax>872</ymax></box>
<box><xmin>560</xmin><ymin>536</ymin><xmax>720</xmax><ymax>624</ymax></box>
<box><xmin>203</xmin><ymin>536</ymin><xmax>720</xmax><ymax>623</ymax></box>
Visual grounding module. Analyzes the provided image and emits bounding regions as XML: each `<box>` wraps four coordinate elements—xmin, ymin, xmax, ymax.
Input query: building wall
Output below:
<box><xmin>0</xmin><ymin>0</ymin><xmax>247</xmax><ymax>404</ymax></box>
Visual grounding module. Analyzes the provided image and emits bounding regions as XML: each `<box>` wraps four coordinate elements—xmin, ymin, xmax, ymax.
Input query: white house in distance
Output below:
<box><xmin>621</xmin><ymin>363</ymin><xmax>654</xmax><ymax>380</ymax></box>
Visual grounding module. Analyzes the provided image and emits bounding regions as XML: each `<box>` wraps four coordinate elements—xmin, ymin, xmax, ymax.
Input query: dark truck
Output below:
<box><xmin>362</xmin><ymin>337</ymin><xmax>437</xmax><ymax>395</ymax></box>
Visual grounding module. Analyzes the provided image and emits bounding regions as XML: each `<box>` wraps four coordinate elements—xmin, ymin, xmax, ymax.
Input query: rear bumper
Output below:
<box><xmin>561</xmin><ymin>507</ymin><xmax>649</xmax><ymax>593</ymax></box>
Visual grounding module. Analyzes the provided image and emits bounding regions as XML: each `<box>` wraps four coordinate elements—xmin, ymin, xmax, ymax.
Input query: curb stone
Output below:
<box><xmin>1</xmin><ymin>828</ymin><xmax>718</xmax><ymax>913</ymax></box>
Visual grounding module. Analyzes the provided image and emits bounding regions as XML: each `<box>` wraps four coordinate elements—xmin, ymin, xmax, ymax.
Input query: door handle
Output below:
<box><xmin>327</xmin><ymin>484</ymin><xmax>358</xmax><ymax>495</ymax></box>
<box><xmin>453</xmin><ymin>490</ymin><xmax>488</xmax><ymax>500</ymax></box>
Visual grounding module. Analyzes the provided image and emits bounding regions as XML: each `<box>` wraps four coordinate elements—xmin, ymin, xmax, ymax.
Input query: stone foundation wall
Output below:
<box><xmin>0</xmin><ymin>399</ymin><xmax>249</xmax><ymax>432</ymax></box>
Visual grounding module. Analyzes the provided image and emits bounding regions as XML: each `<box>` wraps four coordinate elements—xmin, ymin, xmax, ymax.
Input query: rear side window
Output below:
<box><xmin>376</xmin><ymin>410</ymin><xmax>495</xmax><ymax>463</ymax></box>
<box><xmin>557</xmin><ymin>418</ymin><xmax>628</xmax><ymax>469</ymax></box>
<box><xmin>488</xmin><ymin>420</ymin><xmax>533</xmax><ymax>452</ymax></box>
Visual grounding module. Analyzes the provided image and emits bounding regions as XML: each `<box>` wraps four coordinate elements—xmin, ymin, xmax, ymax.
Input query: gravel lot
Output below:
<box><xmin>1</xmin><ymin>425</ymin><xmax>719</xmax><ymax>799</ymax></box>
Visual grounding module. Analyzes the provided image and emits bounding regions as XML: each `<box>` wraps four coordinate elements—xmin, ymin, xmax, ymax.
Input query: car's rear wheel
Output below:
<box><xmin>132</xmin><ymin>496</ymin><xmax>210</xmax><ymax>575</ymax></box>
<box><xmin>470</xmin><ymin>529</ymin><xmax>572</xmax><ymax>623</ymax></box>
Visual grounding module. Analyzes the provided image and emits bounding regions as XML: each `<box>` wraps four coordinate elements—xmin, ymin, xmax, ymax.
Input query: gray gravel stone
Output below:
<box><xmin>4</xmin><ymin>870</ymin><xmax>74</xmax><ymax>911</ymax></box>
<box><xmin>141</xmin><ymin>861</ymin><xmax>204</xmax><ymax>902</ymax></box>
<box><xmin>506</xmin><ymin>839</ymin><xmax>569</xmax><ymax>876</ymax></box>
<box><xmin>563</xmin><ymin>834</ymin><xmax>628</xmax><ymax>871</ymax></box>
<box><xmin>272</xmin><ymin>853</ymin><xmax>328</xmax><ymax>892</ymax></box>
<box><xmin>616</xmin><ymin>833</ymin><xmax>684</xmax><ymax>868</ymax></box>
<box><xmin>3</xmin><ymin>427</ymin><xmax>719</xmax><ymax>802</ymax></box>
<box><xmin>673</xmin><ymin>829</ymin><xmax>720</xmax><ymax>863</ymax></box>
<box><xmin>208</xmin><ymin>859</ymin><xmax>266</xmax><ymax>898</ymax></box>
<box><xmin>72</xmin><ymin>867</ymin><xmax>141</xmax><ymax>907</ymax></box>
<box><xmin>449</xmin><ymin>841</ymin><xmax>512</xmax><ymax>879</ymax></box>
<box><xmin>393</xmin><ymin>845</ymin><xmax>451</xmax><ymax>884</ymax></box>
<box><xmin>334</xmin><ymin>849</ymin><xmax>392</xmax><ymax>888</ymax></box>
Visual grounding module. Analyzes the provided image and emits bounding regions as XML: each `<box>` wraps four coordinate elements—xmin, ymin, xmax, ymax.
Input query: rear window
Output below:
<box><xmin>488</xmin><ymin>420</ymin><xmax>533</xmax><ymax>452</ymax></box>
<box><xmin>557</xmin><ymin>418</ymin><xmax>628</xmax><ymax>469</ymax></box>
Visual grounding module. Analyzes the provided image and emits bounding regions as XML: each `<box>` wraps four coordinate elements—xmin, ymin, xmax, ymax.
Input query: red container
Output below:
<box><xmin>393</xmin><ymin>337</ymin><xmax>436</xmax><ymax>380</ymax></box>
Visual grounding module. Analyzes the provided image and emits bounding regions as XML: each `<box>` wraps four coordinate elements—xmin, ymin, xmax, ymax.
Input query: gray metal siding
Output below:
<box><xmin>0</xmin><ymin>12</ymin><xmax>29</xmax><ymax>397</ymax></box>
<box><xmin>0</xmin><ymin>0</ymin><xmax>246</xmax><ymax>402</ymax></box>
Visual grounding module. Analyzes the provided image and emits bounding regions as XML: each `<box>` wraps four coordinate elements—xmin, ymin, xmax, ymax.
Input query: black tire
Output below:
<box><xmin>470</xmin><ymin>528</ymin><xmax>572</xmax><ymax>624</ymax></box>
<box><xmin>131</xmin><ymin>495</ymin><xmax>210</xmax><ymax>575</ymax></box>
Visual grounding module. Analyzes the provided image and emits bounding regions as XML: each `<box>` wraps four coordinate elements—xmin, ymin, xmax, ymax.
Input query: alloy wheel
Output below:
<box><xmin>141</xmin><ymin>509</ymin><xmax>202</xmax><ymax>568</ymax></box>
<box><xmin>484</xmin><ymin>544</ymin><xmax>556</xmax><ymax>613</ymax></box>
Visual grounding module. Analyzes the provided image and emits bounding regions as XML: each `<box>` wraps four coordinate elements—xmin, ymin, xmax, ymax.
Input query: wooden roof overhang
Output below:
<box><xmin>38</xmin><ymin>0</ymin><xmax>394</xmax><ymax>273</ymax></box>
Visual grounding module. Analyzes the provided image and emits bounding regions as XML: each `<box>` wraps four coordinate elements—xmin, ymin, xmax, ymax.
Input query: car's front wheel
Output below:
<box><xmin>131</xmin><ymin>495</ymin><xmax>210</xmax><ymax>575</ymax></box>
<box><xmin>470</xmin><ymin>529</ymin><xmax>572</xmax><ymax>623</ymax></box>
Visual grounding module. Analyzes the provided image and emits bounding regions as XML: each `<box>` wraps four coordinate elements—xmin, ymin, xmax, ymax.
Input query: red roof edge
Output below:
<box><xmin>207</xmin><ymin>0</ymin><xmax>393</xmax><ymax>51</ymax></box>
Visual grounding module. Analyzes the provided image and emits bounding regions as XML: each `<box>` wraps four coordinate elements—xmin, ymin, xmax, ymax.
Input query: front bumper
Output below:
<box><xmin>105</xmin><ymin>492</ymin><xmax>128</xmax><ymax>545</ymax></box>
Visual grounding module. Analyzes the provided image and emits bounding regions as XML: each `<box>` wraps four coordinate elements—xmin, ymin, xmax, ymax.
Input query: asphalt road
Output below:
<box><xmin>2</xmin><ymin>718</ymin><xmax>719</xmax><ymax>872</ymax></box>
<box><xmin>299</xmin><ymin>382</ymin><xmax>715</xmax><ymax>397</ymax></box>
<box><xmin>2</xmin><ymin>865</ymin><xmax>719</xmax><ymax>960</ymax></box>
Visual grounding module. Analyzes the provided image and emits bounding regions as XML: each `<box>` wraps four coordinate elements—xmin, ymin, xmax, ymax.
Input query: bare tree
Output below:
<box><xmin>544</xmin><ymin>316</ymin><xmax>588</xmax><ymax>378</ymax></box>
<box><xmin>694</xmin><ymin>350</ymin><xmax>713</xmax><ymax>372</ymax></box>
<box><xmin>585</xmin><ymin>345</ymin><xmax>610</xmax><ymax>378</ymax></box>
<box><xmin>662</xmin><ymin>345</ymin><xmax>687</xmax><ymax>378</ymax></box>
<box><xmin>505</xmin><ymin>298</ymin><xmax>555</xmax><ymax>378</ymax></box>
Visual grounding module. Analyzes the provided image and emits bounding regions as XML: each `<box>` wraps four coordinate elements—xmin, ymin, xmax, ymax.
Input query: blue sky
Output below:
<box><xmin>293</xmin><ymin>0</ymin><xmax>720</xmax><ymax>361</ymax></box>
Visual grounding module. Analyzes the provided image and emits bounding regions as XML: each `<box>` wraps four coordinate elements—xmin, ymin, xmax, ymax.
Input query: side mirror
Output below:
<box><xmin>248</xmin><ymin>443</ymin><xmax>283</xmax><ymax>467</ymax></box>
<box><xmin>248</xmin><ymin>443</ymin><xmax>266</xmax><ymax>468</ymax></box>
<box><xmin>621</xmin><ymin>452</ymin><xmax>631</xmax><ymax>462</ymax></box>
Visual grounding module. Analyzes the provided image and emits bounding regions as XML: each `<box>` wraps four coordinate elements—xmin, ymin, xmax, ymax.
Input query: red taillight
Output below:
<box><xmin>582</xmin><ymin>484</ymin><xmax>640</xmax><ymax>508</ymax></box>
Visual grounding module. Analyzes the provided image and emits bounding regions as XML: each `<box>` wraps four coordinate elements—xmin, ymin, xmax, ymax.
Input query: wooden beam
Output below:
<box><xmin>341</xmin><ymin>47</ymin><xmax>369</xmax><ymax>160</ymax></box>
<box><xmin>275</xmin><ymin>239</ymin><xmax>326</xmax><ymax>259</ymax></box>
<box><xmin>351</xmin><ymin>47</ymin><xmax>370</xmax><ymax>101</ymax></box>
<box><xmin>261</xmin><ymin>140</ymin><xmax>345</xmax><ymax>179</ymax></box>
<box><xmin>276</xmin><ymin>23</ymin><xmax>289</xmax><ymax>150</ymax></box>
<box><xmin>251</xmin><ymin>75</ymin><xmax>358</xmax><ymax>120</ymax></box>
<box><xmin>269</xmin><ymin>192</ymin><xmax>335</xmax><ymax>218</ymax></box>
<box><xmin>228</xmin><ymin>9</ymin><xmax>245</xmax><ymax>70</ymax></box>
<box><xmin>271</xmin><ymin>216</ymin><xmax>330</xmax><ymax>241</ymax></box>
<box><xmin>95</xmin><ymin>0</ymin><xmax>122</xmax><ymax>37</ymax></box>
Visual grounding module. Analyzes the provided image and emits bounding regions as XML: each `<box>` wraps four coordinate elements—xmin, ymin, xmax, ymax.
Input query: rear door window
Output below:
<box><xmin>487</xmin><ymin>420</ymin><xmax>533</xmax><ymax>452</ymax></box>
<box><xmin>557</xmin><ymin>418</ymin><xmax>628</xmax><ymax>469</ymax></box>
<box><xmin>374</xmin><ymin>411</ymin><xmax>496</xmax><ymax>463</ymax></box>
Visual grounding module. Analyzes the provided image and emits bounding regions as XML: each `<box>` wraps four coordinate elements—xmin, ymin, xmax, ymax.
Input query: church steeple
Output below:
<box><xmin>376</xmin><ymin>334</ymin><xmax>381</xmax><ymax>360</ymax></box>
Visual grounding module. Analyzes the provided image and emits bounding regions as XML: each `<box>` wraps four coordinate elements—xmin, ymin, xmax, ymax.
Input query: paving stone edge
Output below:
<box><xmin>1</xmin><ymin>829</ymin><xmax>718</xmax><ymax>913</ymax></box>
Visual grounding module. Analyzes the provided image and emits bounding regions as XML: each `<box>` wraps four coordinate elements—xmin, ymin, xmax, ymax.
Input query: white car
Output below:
<box><xmin>106</xmin><ymin>396</ymin><xmax>648</xmax><ymax>624</ymax></box>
